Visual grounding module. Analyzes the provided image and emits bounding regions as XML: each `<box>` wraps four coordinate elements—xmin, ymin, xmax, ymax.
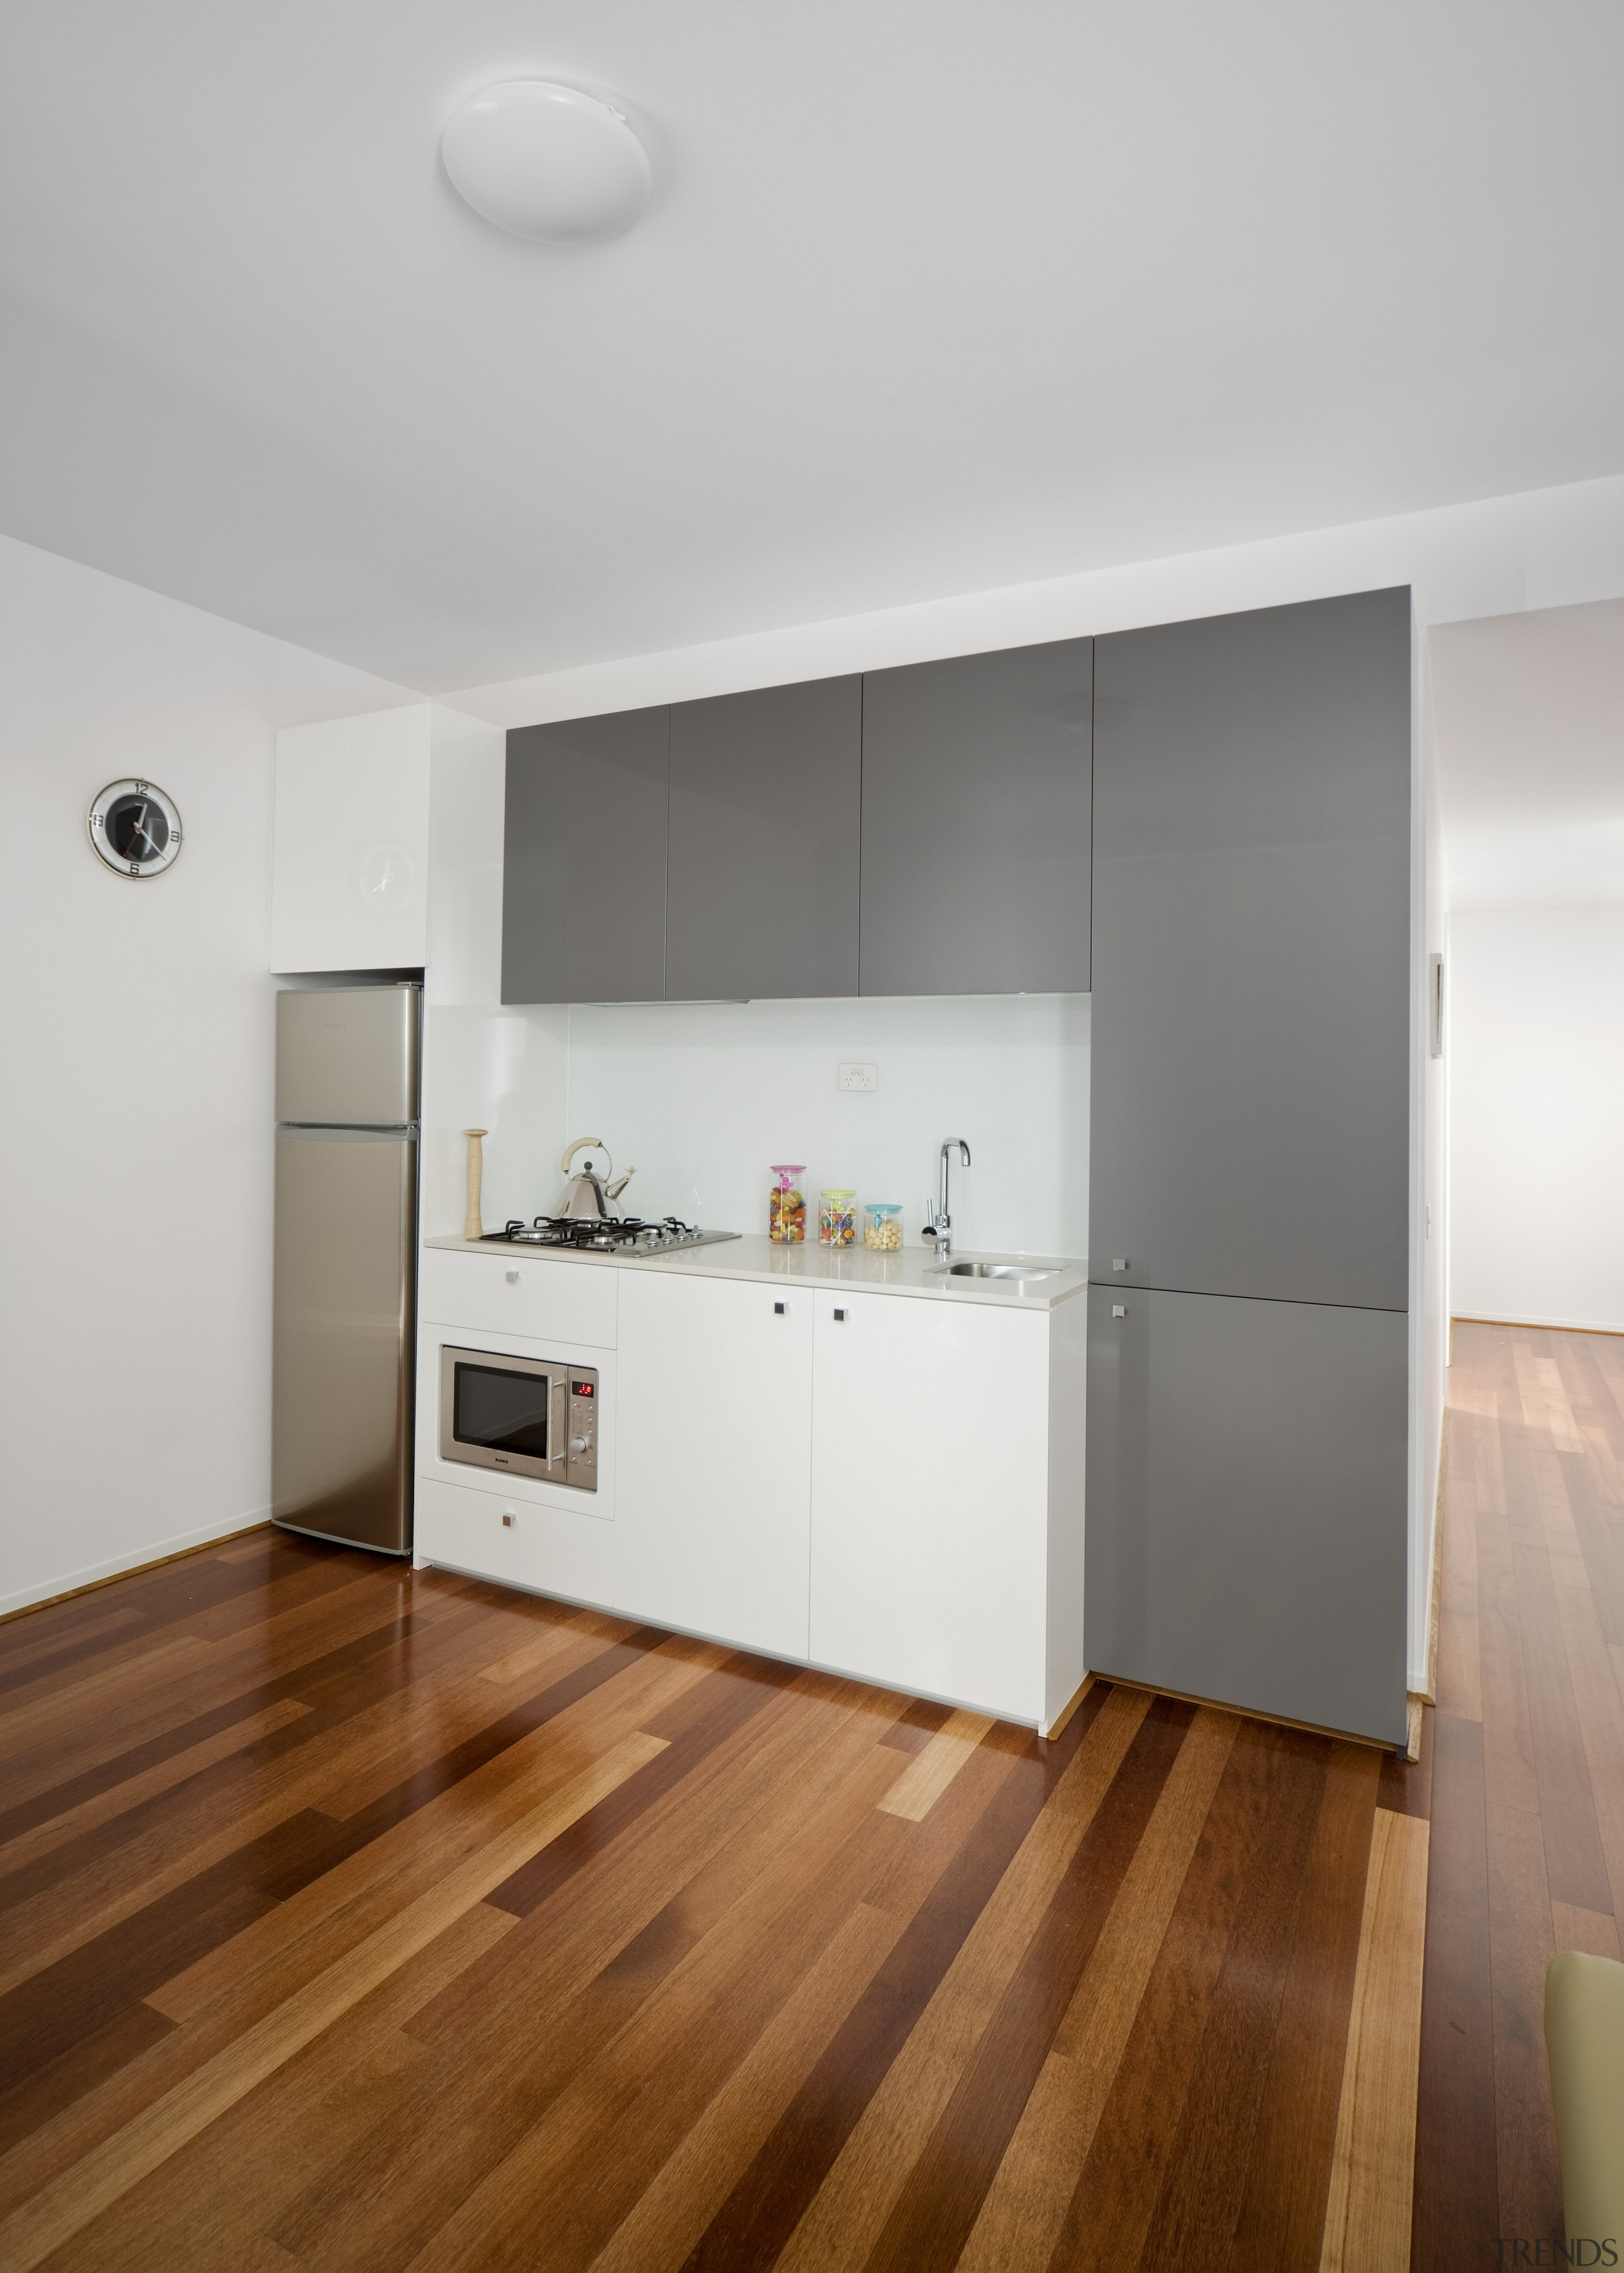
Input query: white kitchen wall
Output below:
<box><xmin>416</xmin><ymin>708</ymin><xmax>570</xmax><ymax>1241</ymax></box>
<box><xmin>0</xmin><ymin>535</ymin><xmax>412</xmax><ymax>1613</ymax></box>
<box><xmin>564</xmin><ymin>994</ymin><xmax>1090</xmax><ymax>1257</ymax></box>
<box><xmin>1449</xmin><ymin>906</ymin><xmax>1624</xmax><ymax>1335</ymax></box>
<box><xmin>420</xmin><ymin>1005</ymin><xmax>570</xmax><ymax>1240</ymax></box>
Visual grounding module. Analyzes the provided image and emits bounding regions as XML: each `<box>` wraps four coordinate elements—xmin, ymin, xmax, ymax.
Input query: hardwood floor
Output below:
<box><xmin>1412</xmin><ymin>1319</ymin><xmax>1624</xmax><ymax>2266</ymax></box>
<box><xmin>0</xmin><ymin>1467</ymin><xmax>1446</xmax><ymax>2267</ymax></box>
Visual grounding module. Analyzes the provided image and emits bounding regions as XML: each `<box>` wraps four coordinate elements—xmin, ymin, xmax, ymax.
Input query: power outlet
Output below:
<box><xmin>837</xmin><ymin>1061</ymin><xmax>878</xmax><ymax>1094</ymax></box>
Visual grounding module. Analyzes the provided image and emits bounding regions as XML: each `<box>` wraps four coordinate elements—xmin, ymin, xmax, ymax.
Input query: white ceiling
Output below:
<box><xmin>1</xmin><ymin>3</ymin><xmax>1621</xmax><ymax>694</ymax></box>
<box><xmin>1431</xmin><ymin>598</ymin><xmax>1624</xmax><ymax>908</ymax></box>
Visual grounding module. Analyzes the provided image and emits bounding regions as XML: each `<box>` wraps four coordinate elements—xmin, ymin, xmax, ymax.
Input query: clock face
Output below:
<box><xmin>88</xmin><ymin>779</ymin><xmax>183</xmax><ymax>878</ymax></box>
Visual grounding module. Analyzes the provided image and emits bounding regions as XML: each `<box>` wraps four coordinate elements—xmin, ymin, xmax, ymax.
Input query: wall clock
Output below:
<box><xmin>88</xmin><ymin>779</ymin><xmax>183</xmax><ymax>878</ymax></box>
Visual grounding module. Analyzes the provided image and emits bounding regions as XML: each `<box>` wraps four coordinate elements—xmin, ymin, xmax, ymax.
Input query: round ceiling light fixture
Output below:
<box><xmin>441</xmin><ymin>81</ymin><xmax>652</xmax><ymax>243</ymax></box>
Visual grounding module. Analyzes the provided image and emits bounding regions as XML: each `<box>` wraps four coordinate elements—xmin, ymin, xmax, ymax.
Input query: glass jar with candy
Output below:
<box><xmin>769</xmin><ymin>1164</ymin><xmax>807</xmax><ymax>1243</ymax></box>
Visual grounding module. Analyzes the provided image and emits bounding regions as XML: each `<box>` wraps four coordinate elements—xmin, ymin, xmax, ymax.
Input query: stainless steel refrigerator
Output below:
<box><xmin>273</xmin><ymin>985</ymin><xmax>419</xmax><ymax>1555</ymax></box>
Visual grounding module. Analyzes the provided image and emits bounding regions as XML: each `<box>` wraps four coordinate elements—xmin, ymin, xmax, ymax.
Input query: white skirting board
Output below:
<box><xmin>0</xmin><ymin>1507</ymin><xmax>272</xmax><ymax>1619</ymax></box>
<box><xmin>1453</xmin><ymin>1310</ymin><xmax>1624</xmax><ymax>1338</ymax></box>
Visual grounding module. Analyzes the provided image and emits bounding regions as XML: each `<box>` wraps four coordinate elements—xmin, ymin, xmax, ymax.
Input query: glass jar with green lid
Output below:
<box><xmin>818</xmin><ymin>1189</ymin><xmax>856</xmax><ymax>1247</ymax></box>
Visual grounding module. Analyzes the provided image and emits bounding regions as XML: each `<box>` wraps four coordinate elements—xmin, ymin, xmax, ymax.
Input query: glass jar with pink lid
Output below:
<box><xmin>768</xmin><ymin>1165</ymin><xmax>807</xmax><ymax>1243</ymax></box>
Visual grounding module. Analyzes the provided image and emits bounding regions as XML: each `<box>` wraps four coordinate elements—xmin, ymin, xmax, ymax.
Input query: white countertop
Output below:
<box><xmin>422</xmin><ymin>1231</ymin><xmax>1089</xmax><ymax>1311</ymax></box>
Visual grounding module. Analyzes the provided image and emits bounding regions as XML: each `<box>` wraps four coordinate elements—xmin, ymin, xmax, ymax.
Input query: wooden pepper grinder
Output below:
<box><xmin>463</xmin><ymin>1130</ymin><xmax>488</xmax><ymax>1241</ymax></box>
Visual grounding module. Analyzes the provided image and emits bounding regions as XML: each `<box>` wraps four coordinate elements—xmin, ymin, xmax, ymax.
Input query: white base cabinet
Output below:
<box><xmin>615</xmin><ymin>1270</ymin><xmax>813</xmax><ymax>1661</ymax></box>
<box><xmin>414</xmin><ymin>1244</ymin><xmax>1085</xmax><ymax>1730</ymax></box>
<box><xmin>809</xmin><ymin>1291</ymin><xmax>1053</xmax><ymax>1724</ymax></box>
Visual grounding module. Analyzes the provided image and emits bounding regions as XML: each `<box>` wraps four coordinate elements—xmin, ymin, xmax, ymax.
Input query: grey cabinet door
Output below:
<box><xmin>501</xmin><ymin>709</ymin><xmax>669</xmax><ymax>1004</ymax></box>
<box><xmin>667</xmin><ymin>677</ymin><xmax>860</xmax><ymax>1000</ymax></box>
<box><xmin>1084</xmin><ymin>1285</ymin><xmax>1408</xmax><ymax>1745</ymax></box>
<box><xmin>859</xmin><ymin>638</ymin><xmax>1093</xmax><ymax>996</ymax></box>
<box><xmin>1090</xmin><ymin>588</ymin><xmax>1411</xmax><ymax>1312</ymax></box>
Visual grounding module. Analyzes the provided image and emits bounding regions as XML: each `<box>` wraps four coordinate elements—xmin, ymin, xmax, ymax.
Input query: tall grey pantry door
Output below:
<box><xmin>1085</xmin><ymin>588</ymin><xmax>1413</xmax><ymax>1746</ymax></box>
<box><xmin>858</xmin><ymin>638</ymin><xmax>1093</xmax><ymax>996</ymax></box>
<box><xmin>1085</xmin><ymin>1288</ymin><xmax>1409</xmax><ymax>1742</ymax></box>
<box><xmin>665</xmin><ymin>677</ymin><xmax>861</xmax><ymax>1000</ymax></box>
<box><xmin>272</xmin><ymin>1128</ymin><xmax>417</xmax><ymax>1554</ymax></box>
<box><xmin>502</xmin><ymin>708</ymin><xmax>670</xmax><ymax>1003</ymax></box>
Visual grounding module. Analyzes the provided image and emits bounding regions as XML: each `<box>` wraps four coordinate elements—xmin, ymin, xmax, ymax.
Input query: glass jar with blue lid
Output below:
<box><xmin>863</xmin><ymin>1201</ymin><xmax>902</xmax><ymax>1251</ymax></box>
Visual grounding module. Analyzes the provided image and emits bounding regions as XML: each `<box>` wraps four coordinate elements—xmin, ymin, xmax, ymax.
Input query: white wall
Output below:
<box><xmin>561</xmin><ymin>994</ymin><xmax>1090</xmax><ymax>1258</ymax></box>
<box><xmin>416</xmin><ymin>712</ymin><xmax>570</xmax><ymax>1244</ymax></box>
<box><xmin>0</xmin><ymin>536</ymin><xmax>412</xmax><ymax>1613</ymax></box>
<box><xmin>1449</xmin><ymin>907</ymin><xmax>1624</xmax><ymax>1336</ymax></box>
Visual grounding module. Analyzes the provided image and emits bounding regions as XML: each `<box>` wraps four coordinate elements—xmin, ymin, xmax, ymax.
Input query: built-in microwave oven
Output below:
<box><xmin>438</xmin><ymin>1346</ymin><xmax>599</xmax><ymax>1492</ymax></box>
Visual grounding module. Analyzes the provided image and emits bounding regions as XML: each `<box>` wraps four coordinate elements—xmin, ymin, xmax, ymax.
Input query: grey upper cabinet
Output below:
<box><xmin>502</xmin><ymin>708</ymin><xmax>669</xmax><ymax>1005</ymax></box>
<box><xmin>1090</xmin><ymin>588</ymin><xmax>1411</xmax><ymax>1312</ymax></box>
<box><xmin>858</xmin><ymin>639</ymin><xmax>1093</xmax><ymax>996</ymax></box>
<box><xmin>666</xmin><ymin>677</ymin><xmax>861</xmax><ymax>1001</ymax></box>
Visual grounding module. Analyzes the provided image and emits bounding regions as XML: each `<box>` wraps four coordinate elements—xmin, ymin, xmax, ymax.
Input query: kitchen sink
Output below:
<box><xmin>934</xmin><ymin>1260</ymin><xmax>1061</xmax><ymax>1282</ymax></box>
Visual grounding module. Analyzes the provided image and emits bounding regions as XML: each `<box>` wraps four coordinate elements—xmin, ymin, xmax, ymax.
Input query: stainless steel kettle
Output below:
<box><xmin>558</xmin><ymin>1136</ymin><xmax>636</xmax><ymax>1220</ymax></box>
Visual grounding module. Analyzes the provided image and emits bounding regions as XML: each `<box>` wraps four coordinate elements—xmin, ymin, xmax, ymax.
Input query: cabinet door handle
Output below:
<box><xmin>773</xmin><ymin>1301</ymin><xmax>786</xmax><ymax>1315</ymax></box>
<box><xmin>1112</xmin><ymin>1303</ymin><xmax>1127</xmax><ymax>1319</ymax></box>
<box><xmin>833</xmin><ymin>1307</ymin><xmax>847</xmax><ymax>1322</ymax></box>
<box><xmin>506</xmin><ymin>1268</ymin><xmax>520</xmax><ymax>1284</ymax></box>
<box><xmin>1111</xmin><ymin>1258</ymin><xmax>1129</xmax><ymax>1272</ymax></box>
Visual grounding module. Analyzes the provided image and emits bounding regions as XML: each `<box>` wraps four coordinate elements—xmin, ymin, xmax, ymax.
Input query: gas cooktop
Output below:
<box><xmin>481</xmin><ymin>1216</ymin><xmax>740</xmax><ymax>1258</ymax></box>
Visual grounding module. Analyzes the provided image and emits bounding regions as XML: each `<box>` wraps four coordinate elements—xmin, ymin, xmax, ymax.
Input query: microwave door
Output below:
<box><xmin>440</xmin><ymin>1349</ymin><xmax>565</xmax><ymax>1482</ymax></box>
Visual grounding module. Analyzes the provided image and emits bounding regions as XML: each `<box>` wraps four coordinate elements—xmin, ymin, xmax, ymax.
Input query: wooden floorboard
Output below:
<box><xmin>1319</xmin><ymin>1804</ymin><xmax>1428</xmax><ymax>2273</ymax></box>
<box><xmin>8</xmin><ymin>1324</ymin><xmax>1613</xmax><ymax>2273</ymax></box>
<box><xmin>1231</xmin><ymin>1742</ymin><xmax>1381</xmax><ymax>2273</ymax></box>
<box><xmin>1410</xmin><ymin>1320</ymin><xmax>1624</xmax><ymax>2267</ymax></box>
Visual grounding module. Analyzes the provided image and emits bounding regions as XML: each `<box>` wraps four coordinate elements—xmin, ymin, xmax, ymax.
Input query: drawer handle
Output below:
<box><xmin>1112</xmin><ymin>1304</ymin><xmax>1127</xmax><ymax>1319</ymax></box>
<box><xmin>833</xmin><ymin>1307</ymin><xmax>847</xmax><ymax>1322</ymax></box>
<box><xmin>506</xmin><ymin>1268</ymin><xmax>520</xmax><ymax>1284</ymax></box>
<box><xmin>502</xmin><ymin>1509</ymin><xmax>517</xmax><ymax>1528</ymax></box>
<box><xmin>774</xmin><ymin>1301</ymin><xmax>786</xmax><ymax>1315</ymax></box>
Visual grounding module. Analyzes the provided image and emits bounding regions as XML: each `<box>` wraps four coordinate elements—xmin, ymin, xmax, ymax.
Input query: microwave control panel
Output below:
<box><xmin>565</xmin><ymin>1369</ymin><xmax>599</xmax><ymax>1490</ymax></box>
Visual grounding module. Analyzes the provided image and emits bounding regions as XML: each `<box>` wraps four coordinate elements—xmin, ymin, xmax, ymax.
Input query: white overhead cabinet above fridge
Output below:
<box><xmin>271</xmin><ymin>704</ymin><xmax>436</xmax><ymax>975</ymax></box>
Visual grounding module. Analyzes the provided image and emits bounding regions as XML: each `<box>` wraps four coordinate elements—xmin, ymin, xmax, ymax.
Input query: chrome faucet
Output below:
<box><xmin>923</xmin><ymin>1140</ymin><xmax>971</xmax><ymax>1258</ymax></box>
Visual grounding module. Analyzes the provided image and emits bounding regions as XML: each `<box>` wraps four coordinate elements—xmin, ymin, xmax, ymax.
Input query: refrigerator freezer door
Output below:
<box><xmin>275</xmin><ymin>986</ymin><xmax>419</xmax><ymax>1127</ymax></box>
<box><xmin>273</xmin><ymin>1127</ymin><xmax>416</xmax><ymax>1553</ymax></box>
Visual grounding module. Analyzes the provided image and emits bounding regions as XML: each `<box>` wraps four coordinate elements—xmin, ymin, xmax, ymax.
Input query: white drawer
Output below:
<box><xmin>419</xmin><ymin>1248</ymin><xmax>617</xmax><ymax>1348</ymax></box>
<box><xmin>414</xmin><ymin>1475</ymin><xmax>613</xmax><ymax>1609</ymax></box>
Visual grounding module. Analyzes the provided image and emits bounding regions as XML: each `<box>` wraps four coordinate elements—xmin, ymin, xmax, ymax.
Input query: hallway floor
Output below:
<box><xmin>1411</xmin><ymin>1319</ymin><xmax>1624</xmax><ymax>2263</ymax></box>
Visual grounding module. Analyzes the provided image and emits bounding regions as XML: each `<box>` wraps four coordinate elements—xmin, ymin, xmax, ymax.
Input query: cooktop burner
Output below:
<box><xmin>480</xmin><ymin>1215</ymin><xmax>739</xmax><ymax>1258</ymax></box>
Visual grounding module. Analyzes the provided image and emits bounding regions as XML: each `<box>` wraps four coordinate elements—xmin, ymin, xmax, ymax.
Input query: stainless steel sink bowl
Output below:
<box><xmin>934</xmin><ymin>1261</ymin><xmax>1060</xmax><ymax>1282</ymax></box>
